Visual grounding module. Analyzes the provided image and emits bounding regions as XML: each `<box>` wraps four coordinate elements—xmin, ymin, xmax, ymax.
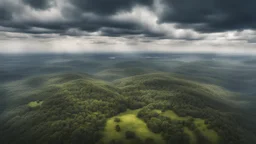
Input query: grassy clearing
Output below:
<box><xmin>101</xmin><ymin>109</ymin><xmax>165</xmax><ymax>144</ymax></box>
<box><xmin>158</xmin><ymin>110</ymin><xmax>219</xmax><ymax>144</ymax></box>
<box><xmin>28</xmin><ymin>101</ymin><xmax>43</xmax><ymax>108</ymax></box>
<box><xmin>184</xmin><ymin>127</ymin><xmax>197</xmax><ymax>144</ymax></box>
<box><xmin>194</xmin><ymin>119</ymin><xmax>219</xmax><ymax>144</ymax></box>
<box><xmin>161</xmin><ymin>110</ymin><xmax>190</xmax><ymax>121</ymax></box>
<box><xmin>102</xmin><ymin>109</ymin><xmax>219</xmax><ymax>144</ymax></box>
<box><xmin>159</xmin><ymin>110</ymin><xmax>197</xmax><ymax>144</ymax></box>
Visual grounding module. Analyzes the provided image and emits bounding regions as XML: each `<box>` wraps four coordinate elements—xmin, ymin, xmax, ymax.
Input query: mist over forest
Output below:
<box><xmin>0</xmin><ymin>53</ymin><xmax>255</xmax><ymax>144</ymax></box>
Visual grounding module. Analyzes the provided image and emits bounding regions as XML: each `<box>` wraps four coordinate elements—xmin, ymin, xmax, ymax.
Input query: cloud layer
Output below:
<box><xmin>0</xmin><ymin>0</ymin><xmax>256</xmax><ymax>53</ymax></box>
<box><xmin>160</xmin><ymin>0</ymin><xmax>256</xmax><ymax>32</ymax></box>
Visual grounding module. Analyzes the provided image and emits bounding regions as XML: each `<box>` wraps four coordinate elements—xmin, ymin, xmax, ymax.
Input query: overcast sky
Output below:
<box><xmin>1</xmin><ymin>0</ymin><xmax>256</xmax><ymax>54</ymax></box>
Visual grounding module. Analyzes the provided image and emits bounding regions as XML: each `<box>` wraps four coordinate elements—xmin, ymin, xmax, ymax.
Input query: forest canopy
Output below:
<box><xmin>0</xmin><ymin>54</ymin><xmax>255</xmax><ymax>144</ymax></box>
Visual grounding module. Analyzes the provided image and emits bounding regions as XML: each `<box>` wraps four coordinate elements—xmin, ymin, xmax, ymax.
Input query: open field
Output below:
<box><xmin>28</xmin><ymin>101</ymin><xmax>43</xmax><ymax>108</ymax></box>
<box><xmin>101</xmin><ymin>109</ymin><xmax>165</xmax><ymax>144</ymax></box>
<box><xmin>156</xmin><ymin>110</ymin><xmax>219</xmax><ymax>144</ymax></box>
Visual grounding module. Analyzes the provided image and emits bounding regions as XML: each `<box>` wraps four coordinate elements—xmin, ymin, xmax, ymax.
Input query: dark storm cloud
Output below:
<box><xmin>0</xmin><ymin>15</ymin><xmax>141</xmax><ymax>37</ymax></box>
<box><xmin>0</xmin><ymin>7</ymin><xmax>12</xmax><ymax>20</ymax></box>
<box><xmin>70</xmin><ymin>0</ymin><xmax>154</xmax><ymax>15</ymax></box>
<box><xmin>0</xmin><ymin>0</ymin><xmax>156</xmax><ymax>38</ymax></box>
<box><xmin>160</xmin><ymin>0</ymin><xmax>256</xmax><ymax>32</ymax></box>
<box><xmin>101</xmin><ymin>28</ymin><xmax>143</xmax><ymax>37</ymax></box>
<box><xmin>22</xmin><ymin>0</ymin><xmax>54</xmax><ymax>10</ymax></box>
<box><xmin>1</xmin><ymin>0</ymin><xmax>256</xmax><ymax>40</ymax></box>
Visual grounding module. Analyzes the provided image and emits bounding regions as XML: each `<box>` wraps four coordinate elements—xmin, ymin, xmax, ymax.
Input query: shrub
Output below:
<box><xmin>145</xmin><ymin>138</ymin><xmax>155</xmax><ymax>144</ymax></box>
<box><xmin>125</xmin><ymin>131</ymin><xmax>136</xmax><ymax>139</ymax></box>
<box><xmin>114</xmin><ymin>117</ymin><xmax>121</xmax><ymax>123</ymax></box>
<box><xmin>115</xmin><ymin>125</ymin><xmax>121</xmax><ymax>132</ymax></box>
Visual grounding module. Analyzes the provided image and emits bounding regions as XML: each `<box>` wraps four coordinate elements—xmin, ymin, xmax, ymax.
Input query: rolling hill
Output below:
<box><xmin>0</xmin><ymin>72</ymin><xmax>253</xmax><ymax>144</ymax></box>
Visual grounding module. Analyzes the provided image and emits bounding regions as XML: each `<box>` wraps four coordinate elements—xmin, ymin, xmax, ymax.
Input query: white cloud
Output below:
<box><xmin>0</xmin><ymin>0</ymin><xmax>256</xmax><ymax>54</ymax></box>
<box><xmin>1</xmin><ymin>32</ymin><xmax>256</xmax><ymax>55</ymax></box>
<box><xmin>111</xmin><ymin>6</ymin><xmax>203</xmax><ymax>40</ymax></box>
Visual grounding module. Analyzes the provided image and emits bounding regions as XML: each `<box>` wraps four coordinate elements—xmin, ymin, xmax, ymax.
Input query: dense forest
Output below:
<box><xmin>0</xmin><ymin>54</ymin><xmax>255</xmax><ymax>144</ymax></box>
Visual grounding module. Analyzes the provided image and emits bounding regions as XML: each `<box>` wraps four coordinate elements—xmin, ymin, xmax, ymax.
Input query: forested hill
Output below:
<box><xmin>0</xmin><ymin>72</ymin><xmax>254</xmax><ymax>144</ymax></box>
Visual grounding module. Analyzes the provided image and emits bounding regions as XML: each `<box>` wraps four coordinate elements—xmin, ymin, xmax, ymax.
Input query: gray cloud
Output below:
<box><xmin>1</xmin><ymin>0</ymin><xmax>256</xmax><ymax>36</ymax></box>
<box><xmin>22</xmin><ymin>0</ymin><xmax>55</xmax><ymax>10</ymax></box>
<box><xmin>159</xmin><ymin>0</ymin><xmax>256</xmax><ymax>32</ymax></box>
<box><xmin>0</xmin><ymin>0</ymin><xmax>153</xmax><ymax>38</ymax></box>
<box><xmin>0</xmin><ymin>0</ymin><xmax>256</xmax><ymax>54</ymax></box>
<box><xmin>69</xmin><ymin>0</ymin><xmax>154</xmax><ymax>15</ymax></box>
<box><xmin>0</xmin><ymin>7</ymin><xmax>12</xmax><ymax>20</ymax></box>
<box><xmin>0</xmin><ymin>0</ymin><xmax>198</xmax><ymax>40</ymax></box>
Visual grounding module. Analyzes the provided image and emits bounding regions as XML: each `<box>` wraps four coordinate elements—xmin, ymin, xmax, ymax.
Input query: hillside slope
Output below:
<box><xmin>0</xmin><ymin>72</ymin><xmax>254</xmax><ymax>144</ymax></box>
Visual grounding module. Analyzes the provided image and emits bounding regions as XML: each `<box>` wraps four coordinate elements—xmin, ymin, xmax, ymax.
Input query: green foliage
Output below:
<box><xmin>28</xmin><ymin>101</ymin><xmax>43</xmax><ymax>108</ymax></box>
<box><xmin>115</xmin><ymin>73</ymin><xmax>249</xmax><ymax>144</ymax></box>
<box><xmin>0</xmin><ymin>63</ymin><xmax>255</xmax><ymax>144</ymax></box>
<box><xmin>95</xmin><ymin>67</ymin><xmax>158</xmax><ymax>81</ymax></box>
<box><xmin>125</xmin><ymin>131</ymin><xmax>136</xmax><ymax>139</ymax></box>
<box><xmin>0</xmin><ymin>75</ymin><xmax>128</xmax><ymax>144</ymax></box>
<box><xmin>114</xmin><ymin>117</ymin><xmax>121</xmax><ymax>123</ymax></box>
<box><xmin>115</xmin><ymin>125</ymin><xmax>121</xmax><ymax>132</ymax></box>
<box><xmin>101</xmin><ymin>109</ymin><xmax>165</xmax><ymax>144</ymax></box>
